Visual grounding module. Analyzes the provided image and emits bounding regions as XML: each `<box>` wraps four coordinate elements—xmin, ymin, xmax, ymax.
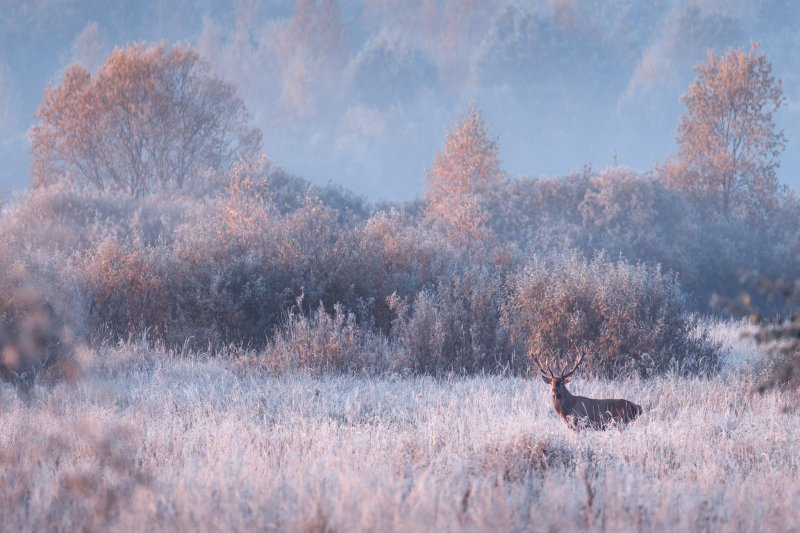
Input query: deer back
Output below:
<box><xmin>566</xmin><ymin>396</ymin><xmax>642</xmax><ymax>429</ymax></box>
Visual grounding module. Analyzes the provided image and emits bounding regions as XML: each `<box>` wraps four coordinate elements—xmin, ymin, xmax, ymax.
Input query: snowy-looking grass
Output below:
<box><xmin>1</xmin><ymin>323</ymin><xmax>798</xmax><ymax>532</ymax></box>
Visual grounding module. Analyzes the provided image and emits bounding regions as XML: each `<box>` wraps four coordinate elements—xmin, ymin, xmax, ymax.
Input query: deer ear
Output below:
<box><xmin>541</xmin><ymin>375</ymin><xmax>551</xmax><ymax>384</ymax></box>
<box><xmin>563</xmin><ymin>376</ymin><xmax>572</xmax><ymax>383</ymax></box>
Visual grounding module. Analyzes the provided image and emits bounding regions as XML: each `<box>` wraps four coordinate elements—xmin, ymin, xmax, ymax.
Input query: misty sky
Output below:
<box><xmin>1</xmin><ymin>0</ymin><xmax>799</xmax><ymax>200</ymax></box>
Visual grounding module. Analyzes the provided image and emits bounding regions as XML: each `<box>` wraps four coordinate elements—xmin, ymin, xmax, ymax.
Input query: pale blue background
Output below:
<box><xmin>1</xmin><ymin>0</ymin><xmax>798</xmax><ymax>200</ymax></box>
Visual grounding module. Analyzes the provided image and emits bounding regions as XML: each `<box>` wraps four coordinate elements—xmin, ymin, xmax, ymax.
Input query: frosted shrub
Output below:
<box><xmin>357</xmin><ymin>210</ymin><xmax>457</xmax><ymax>330</ymax></box>
<box><xmin>3</xmin><ymin>184</ymin><xmax>197</xmax><ymax>254</ymax></box>
<box><xmin>491</xmin><ymin>168</ymin><xmax>800</xmax><ymax>314</ymax></box>
<box><xmin>504</xmin><ymin>252</ymin><xmax>718</xmax><ymax>377</ymax></box>
<box><xmin>1</xmin><ymin>154</ymin><xmax>772</xmax><ymax>378</ymax></box>
<box><xmin>491</xmin><ymin>172</ymin><xmax>589</xmax><ymax>250</ymax></box>
<box><xmin>389</xmin><ymin>266</ymin><xmax>517</xmax><ymax>375</ymax></box>
<box><xmin>73</xmin><ymin>184</ymin><xmax>427</xmax><ymax>348</ymax></box>
<box><xmin>578</xmin><ymin>169</ymin><xmax>699</xmax><ymax>274</ymax></box>
<box><xmin>74</xmin><ymin>238</ymin><xmax>176</xmax><ymax>343</ymax></box>
<box><xmin>750</xmin><ymin>318</ymin><xmax>800</xmax><ymax>402</ymax></box>
<box><xmin>75</xmin><ymin>191</ymin><xmax>340</xmax><ymax>346</ymax></box>
<box><xmin>224</xmin><ymin>159</ymin><xmax>370</xmax><ymax>220</ymax></box>
<box><xmin>247</xmin><ymin>302</ymin><xmax>393</xmax><ymax>374</ymax></box>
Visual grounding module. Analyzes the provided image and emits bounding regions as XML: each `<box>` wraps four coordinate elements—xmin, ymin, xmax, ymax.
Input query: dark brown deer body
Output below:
<box><xmin>536</xmin><ymin>354</ymin><xmax>642</xmax><ymax>430</ymax></box>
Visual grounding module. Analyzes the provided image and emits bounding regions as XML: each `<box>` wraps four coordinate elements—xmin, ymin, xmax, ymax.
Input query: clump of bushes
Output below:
<box><xmin>387</xmin><ymin>266</ymin><xmax>516</xmax><ymax>375</ymax></box>
<box><xmin>68</xmin><ymin>180</ymin><xmax>451</xmax><ymax>348</ymax></box>
<box><xmin>491</xmin><ymin>169</ymin><xmax>800</xmax><ymax>314</ymax></box>
<box><xmin>242</xmin><ymin>301</ymin><xmax>392</xmax><ymax>374</ymax></box>
<box><xmin>503</xmin><ymin>252</ymin><xmax>719</xmax><ymax>377</ymax></box>
<box><xmin>0</xmin><ymin>165</ymin><xmax>732</xmax><ymax>380</ymax></box>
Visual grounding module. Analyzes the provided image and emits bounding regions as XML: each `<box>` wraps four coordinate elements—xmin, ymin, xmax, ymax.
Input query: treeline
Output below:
<box><xmin>0</xmin><ymin>162</ymin><xmax>718</xmax><ymax>382</ymax></box>
<box><xmin>489</xmin><ymin>167</ymin><xmax>800</xmax><ymax>313</ymax></box>
<box><xmin>1</xmin><ymin>43</ymin><xmax>796</xmax><ymax>385</ymax></box>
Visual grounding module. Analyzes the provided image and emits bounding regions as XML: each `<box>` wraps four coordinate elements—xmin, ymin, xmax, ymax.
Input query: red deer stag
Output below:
<box><xmin>534</xmin><ymin>353</ymin><xmax>642</xmax><ymax>430</ymax></box>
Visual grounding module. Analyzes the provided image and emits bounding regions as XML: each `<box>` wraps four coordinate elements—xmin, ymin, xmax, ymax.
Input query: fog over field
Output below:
<box><xmin>1</xmin><ymin>0</ymin><xmax>800</xmax><ymax>198</ymax></box>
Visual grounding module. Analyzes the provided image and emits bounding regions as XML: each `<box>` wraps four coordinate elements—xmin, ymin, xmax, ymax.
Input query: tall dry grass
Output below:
<box><xmin>1</xmin><ymin>323</ymin><xmax>797</xmax><ymax>532</ymax></box>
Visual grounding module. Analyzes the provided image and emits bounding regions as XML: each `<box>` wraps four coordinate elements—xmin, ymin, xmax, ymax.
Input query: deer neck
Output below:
<box><xmin>552</xmin><ymin>385</ymin><xmax>576</xmax><ymax>418</ymax></box>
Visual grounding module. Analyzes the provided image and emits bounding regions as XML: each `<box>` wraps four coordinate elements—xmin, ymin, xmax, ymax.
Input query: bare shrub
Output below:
<box><xmin>242</xmin><ymin>301</ymin><xmax>393</xmax><ymax>374</ymax></box>
<box><xmin>504</xmin><ymin>252</ymin><xmax>719</xmax><ymax>377</ymax></box>
<box><xmin>67</xmin><ymin>171</ymin><xmax>445</xmax><ymax>349</ymax></box>
<box><xmin>388</xmin><ymin>266</ymin><xmax>517</xmax><ymax>375</ymax></box>
<box><xmin>358</xmin><ymin>209</ymin><xmax>457</xmax><ymax>329</ymax></box>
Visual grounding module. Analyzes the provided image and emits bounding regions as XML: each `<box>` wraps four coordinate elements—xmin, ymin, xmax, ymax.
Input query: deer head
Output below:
<box><xmin>533</xmin><ymin>350</ymin><xmax>584</xmax><ymax>402</ymax></box>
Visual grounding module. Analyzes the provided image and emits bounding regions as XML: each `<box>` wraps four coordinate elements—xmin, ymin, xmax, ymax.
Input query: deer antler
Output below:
<box><xmin>532</xmin><ymin>350</ymin><xmax>558</xmax><ymax>380</ymax></box>
<box><xmin>562</xmin><ymin>352</ymin><xmax>584</xmax><ymax>380</ymax></box>
<box><xmin>533</xmin><ymin>348</ymin><xmax>585</xmax><ymax>380</ymax></box>
<box><xmin>547</xmin><ymin>351</ymin><xmax>561</xmax><ymax>379</ymax></box>
<box><xmin>532</xmin><ymin>355</ymin><xmax>553</xmax><ymax>379</ymax></box>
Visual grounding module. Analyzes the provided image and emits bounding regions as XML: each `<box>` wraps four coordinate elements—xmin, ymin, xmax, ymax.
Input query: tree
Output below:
<box><xmin>30</xmin><ymin>43</ymin><xmax>262</xmax><ymax>196</ymax></box>
<box><xmin>665</xmin><ymin>44</ymin><xmax>785</xmax><ymax>219</ymax></box>
<box><xmin>424</xmin><ymin>107</ymin><xmax>504</xmax><ymax>246</ymax></box>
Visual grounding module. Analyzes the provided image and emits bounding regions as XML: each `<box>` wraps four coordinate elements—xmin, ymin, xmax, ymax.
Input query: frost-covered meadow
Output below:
<box><xmin>2</xmin><ymin>321</ymin><xmax>797</xmax><ymax>532</ymax></box>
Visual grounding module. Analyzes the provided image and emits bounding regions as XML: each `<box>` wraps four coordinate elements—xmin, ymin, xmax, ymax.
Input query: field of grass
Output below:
<box><xmin>1</xmin><ymin>320</ymin><xmax>798</xmax><ymax>532</ymax></box>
